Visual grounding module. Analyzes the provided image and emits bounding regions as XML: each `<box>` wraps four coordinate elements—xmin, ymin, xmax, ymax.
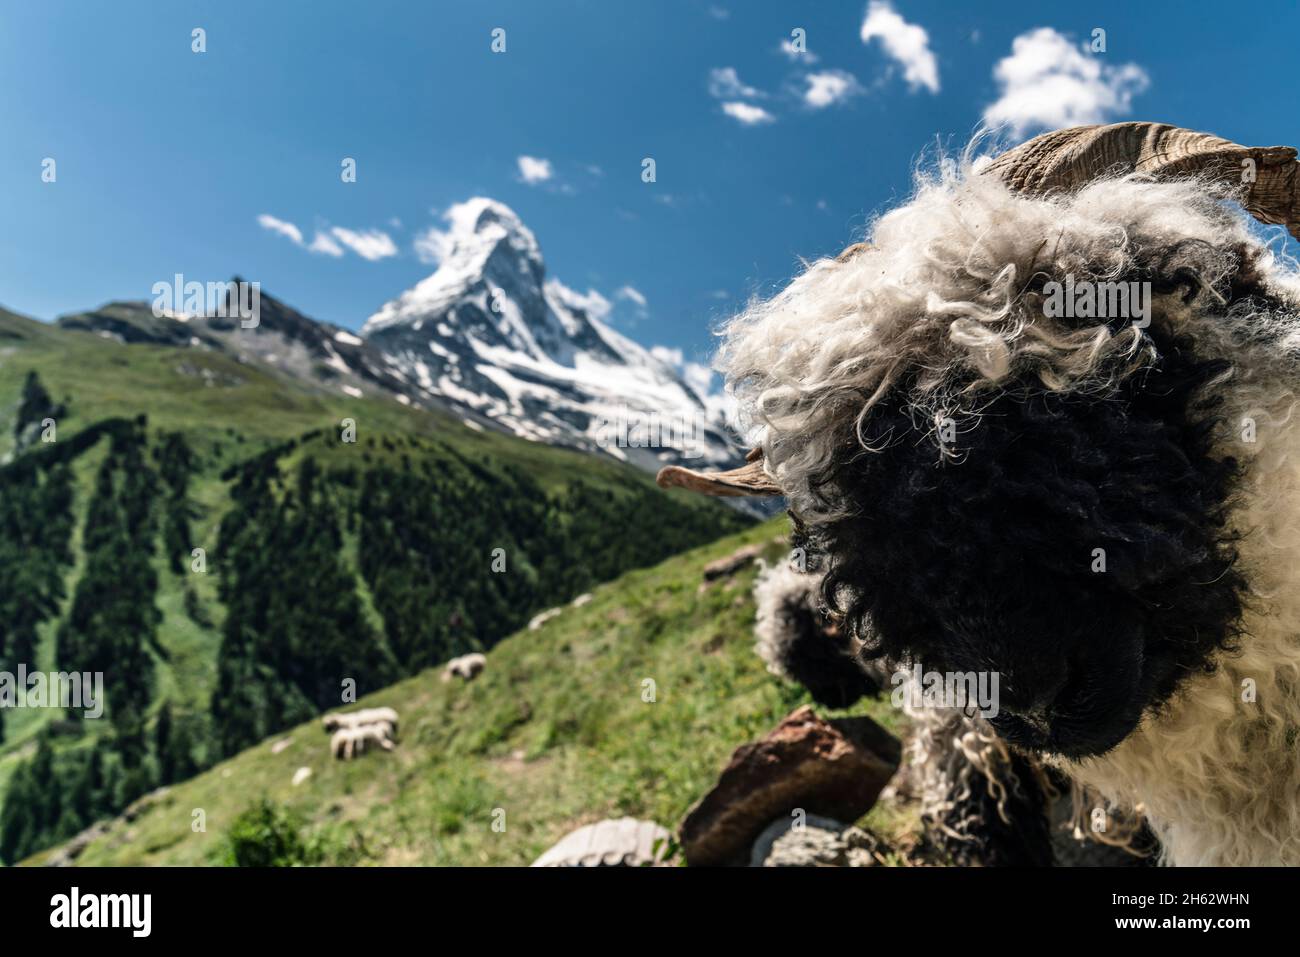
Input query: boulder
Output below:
<box><xmin>679</xmin><ymin>705</ymin><xmax>900</xmax><ymax>866</ymax></box>
<box><xmin>750</xmin><ymin>814</ymin><xmax>884</xmax><ymax>867</ymax></box>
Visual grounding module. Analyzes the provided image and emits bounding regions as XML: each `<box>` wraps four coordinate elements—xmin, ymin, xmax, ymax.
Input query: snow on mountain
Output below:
<box><xmin>361</xmin><ymin>198</ymin><xmax>744</xmax><ymax>471</ymax></box>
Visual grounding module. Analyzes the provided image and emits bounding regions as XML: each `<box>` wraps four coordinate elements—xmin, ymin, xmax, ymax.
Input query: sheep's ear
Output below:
<box><xmin>985</xmin><ymin>121</ymin><xmax>1300</xmax><ymax>240</ymax></box>
<box><xmin>656</xmin><ymin>447</ymin><xmax>783</xmax><ymax>498</ymax></box>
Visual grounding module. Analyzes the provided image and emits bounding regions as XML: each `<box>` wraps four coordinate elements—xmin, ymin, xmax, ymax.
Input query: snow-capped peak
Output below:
<box><xmin>364</xmin><ymin>198</ymin><xmax>543</xmax><ymax>336</ymax></box>
<box><xmin>361</xmin><ymin>198</ymin><xmax>745</xmax><ymax>472</ymax></box>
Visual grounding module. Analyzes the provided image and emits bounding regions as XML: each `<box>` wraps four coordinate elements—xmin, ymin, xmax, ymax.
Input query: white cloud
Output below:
<box><xmin>983</xmin><ymin>27</ymin><xmax>1149</xmax><ymax>138</ymax></box>
<box><xmin>802</xmin><ymin>70</ymin><xmax>863</xmax><ymax>108</ymax></box>
<box><xmin>859</xmin><ymin>1</ymin><xmax>940</xmax><ymax>94</ymax></box>
<box><xmin>779</xmin><ymin>38</ymin><xmax>818</xmax><ymax>63</ymax></box>
<box><xmin>257</xmin><ymin>214</ymin><xmax>303</xmax><ymax>246</ymax></box>
<box><xmin>516</xmin><ymin>155</ymin><xmax>553</xmax><ymax>185</ymax></box>
<box><xmin>308</xmin><ymin>231</ymin><xmax>345</xmax><ymax>258</ymax></box>
<box><xmin>258</xmin><ymin>212</ymin><xmax>394</xmax><ymax>261</ymax></box>
<box><xmin>413</xmin><ymin>224</ymin><xmax>453</xmax><ymax>265</ymax></box>
<box><xmin>329</xmin><ymin>226</ymin><xmax>398</xmax><ymax>261</ymax></box>
<box><xmin>616</xmin><ymin>285</ymin><xmax>648</xmax><ymax>308</ymax></box>
<box><xmin>721</xmin><ymin>101</ymin><xmax>775</xmax><ymax>125</ymax></box>
<box><xmin>708</xmin><ymin>66</ymin><xmax>765</xmax><ymax>100</ymax></box>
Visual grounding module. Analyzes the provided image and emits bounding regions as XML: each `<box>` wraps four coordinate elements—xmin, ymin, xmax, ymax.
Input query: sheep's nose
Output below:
<box><xmin>1011</xmin><ymin>705</ymin><xmax>1054</xmax><ymax>736</ymax></box>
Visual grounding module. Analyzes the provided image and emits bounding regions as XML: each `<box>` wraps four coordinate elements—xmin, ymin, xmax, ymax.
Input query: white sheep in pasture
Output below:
<box><xmin>330</xmin><ymin>723</ymin><xmax>394</xmax><ymax>760</ymax></box>
<box><xmin>441</xmin><ymin>652</ymin><xmax>487</xmax><ymax>683</ymax></box>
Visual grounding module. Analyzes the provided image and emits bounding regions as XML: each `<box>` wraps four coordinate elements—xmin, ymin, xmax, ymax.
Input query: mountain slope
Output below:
<box><xmin>23</xmin><ymin>519</ymin><xmax>913</xmax><ymax>867</ymax></box>
<box><xmin>0</xmin><ymin>309</ymin><xmax>754</xmax><ymax>863</ymax></box>
<box><xmin>53</xmin><ymin>291</ymin><xmax>470</xmax><ymax>424</ymax></box>
<box><xmin>362</xmin><ymin>198</ymin><xmax>743</xmax><ymax>472</ymax></box>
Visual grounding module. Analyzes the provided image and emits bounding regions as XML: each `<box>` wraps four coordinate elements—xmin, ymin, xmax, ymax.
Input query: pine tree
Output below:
<box><xmin>155</xmin><ymin>702</ymin><xmax>175</xmax><ymax>784</ymax></box>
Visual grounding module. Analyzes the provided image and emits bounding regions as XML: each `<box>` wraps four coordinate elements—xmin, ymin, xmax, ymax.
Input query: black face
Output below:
<box><xmin>797</xmin><ymin>326</ymin><xmax>1247</xmax><ymax>759</ymax></box>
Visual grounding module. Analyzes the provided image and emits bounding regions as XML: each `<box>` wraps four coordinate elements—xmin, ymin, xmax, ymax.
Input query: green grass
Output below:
<box><xmin>24</xmin><ymin>518</ymin><xmax>916</xmax><ymax>866</ymax></box>
<box><xmin>0</xmin><ymin>308</ymin><xmax>756</xmax><ymax>832</ymax></box>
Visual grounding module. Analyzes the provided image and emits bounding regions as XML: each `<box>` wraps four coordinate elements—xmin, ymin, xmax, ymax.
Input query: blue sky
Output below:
<box><xmin>2</xmin><ymin>0</ymin><xmax>1297</xmax><ymax>369</ymax></box>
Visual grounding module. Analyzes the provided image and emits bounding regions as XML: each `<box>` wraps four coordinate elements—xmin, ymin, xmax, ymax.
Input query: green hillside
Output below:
<box><xmin>0</xmin><ymin>308</ymin><xmax>754</xmax><ymax>863</ymax></box>
<box><xmin>23</xmin><ymin>519</ymin><xmax>913</xmax><ymax>867</ymax></box>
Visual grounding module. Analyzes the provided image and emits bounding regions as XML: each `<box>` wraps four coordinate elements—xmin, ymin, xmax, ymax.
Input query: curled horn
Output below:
<box><xmin>983</xmin><ymin>121</ymin><xmax>1300</xmax><ymax>239</ymax></box>
<box><xmin>656</xmin><ymin>447</ymin><xmax>782</xmax><ymax>498</ymax></box>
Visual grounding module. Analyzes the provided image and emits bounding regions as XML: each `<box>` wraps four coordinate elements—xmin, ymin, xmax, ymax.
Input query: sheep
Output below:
<box><xmin>658</xmin><ymin>122</ymin><xmax>1300</xmax><ymax>866</ymax></box>
<box><xmin>529</xmin><ymin>608</ymin><xmax>562</xmax><ymax>631</ymax></box>
<box><xmin>441</xmin><ymin>652</ymin><xmax>486</xmax><ymax>683</ymax></box>
<box><xmin>330</xmin><ymin>723</ymin><xmax>394</xmax><ymax>760</ymax></box>
<box><xmin>321</xmin><ymin>706</ymin><xmax>399</xmax><ymax>734</ymax></box>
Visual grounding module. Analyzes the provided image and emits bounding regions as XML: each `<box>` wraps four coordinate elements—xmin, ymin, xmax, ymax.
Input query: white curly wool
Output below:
<box><xmin>719</xmin><ymin>166</ymin><xmax>1300</xmax><ymax>519</ymax></box>
<box><xmin>721</xmin><ymin>159</ymin><xmax>1300</xmax><ymax>866</ymax></box>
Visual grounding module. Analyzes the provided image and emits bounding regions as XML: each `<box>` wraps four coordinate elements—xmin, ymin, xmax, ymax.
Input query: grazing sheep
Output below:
<box><xmin>660</xmin><ymin>123</ymin><xmax>1300</xmax><ymax>866</ymax></box>
<box><xmin>322</xmin><ymin>706</ymin><xmax>399</xmax><ymax>734</ymax></box>
<box><xmin>441</xmin><ymin>652</ymin><xmax>487</xmax><ymax>683</ymax></box>
<box><xmin>330</xmin><ymin>723</ymin><xmax>394</xmax><ymax>760</ymax></box>
<box><xmin>529</xmin><ymin>607</ymin><xmax>562</xmax><ymax>631</ymax></box>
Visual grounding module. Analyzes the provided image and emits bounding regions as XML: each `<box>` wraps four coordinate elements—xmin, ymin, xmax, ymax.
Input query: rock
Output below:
<box><xmin>702</xmin><ymin>543</ymin><xmax>765</xmax><ymax>581</ymax></box>
<box><xmin>571</xmin><ymin>592</ymin><xmax>593</xmax><ymax>607</ymax></box>
<box><xmin>679</xmin><ymin>705</ymin><xmax>901</xmax><ymax>866</ymax></box>
<box><xmin>45</xmin><ymin>821</ymin><xmax>112</xmax><ymax>867</ymax></box>
<box><xmin>292</xmin><ymin>767</ymin><xmax>312</xmax><ymax>787</ymax></box>
<box><xmin>270</xmin><ymin>736</ymin><xmax>293</xmax><ymax>754</ymax></box>
<box><xmin>750</xmin><ymin>814</ymin><xmax>885</xmax><ymax>867</ymax></box>
<box><xmin>531</xmin><ymin>818</ymin><xmax>672</xmax><ymax>867</ymax></box>
<box><xmin>122</xmin><ymin>786</ymin><xmax>170</xmax><ymax>823</ymax></box>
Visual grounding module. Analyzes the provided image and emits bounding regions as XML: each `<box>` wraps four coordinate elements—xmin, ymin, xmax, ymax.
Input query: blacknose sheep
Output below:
<box><xmin>330</xmin><ymin>724</ymin><xmax>394</xmax><ymax>760</ymax></box>
<box><xmin>660</xmin><ymin>123</ymin><xmax>1300</xmax><ymax>866</ymax></box>
<box><xmin>322</xmin><ymin>707</ymin><xmax>400</xmax><ymax>734</ymax></box>
<box><xmin>441</xmin><ymin>653</ymin><xmax>487</xmax><ymax>683</ymax></box>
<box><xmin>752</xmin><ymin>562</ymin><xmax>1153</xmax><ymax>864</ymax></box>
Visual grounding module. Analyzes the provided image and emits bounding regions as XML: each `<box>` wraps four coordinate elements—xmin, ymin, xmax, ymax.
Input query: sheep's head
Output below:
<box><xmin>661</xmin><ymin>123</ymin><xmax>1300</xmax><ymax>760</ymax></box>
